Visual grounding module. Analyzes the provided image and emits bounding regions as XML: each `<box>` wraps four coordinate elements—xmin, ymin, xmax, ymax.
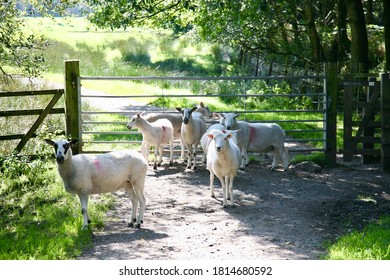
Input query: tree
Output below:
<box><xmin>0</xmin><ymin>0</ymin><xmax>79</xmax><ymax>84</ymax></box>
<box><xmin>0</xmin><ymin>1</ymin><xmax>46</xmax><ymax>82</ymax></box>
<box><xmin>344</xmin><ymin>0</ymin><xmax>370</xmax><ymax>72</ymax></box>
<box><xmin>384</xmin><ymin>0</ymin><xmax>390</xmax><ymax>72</ymax></box>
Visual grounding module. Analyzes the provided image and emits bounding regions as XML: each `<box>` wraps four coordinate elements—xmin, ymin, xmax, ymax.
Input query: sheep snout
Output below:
<box><xmin>56</xmin><ymin>155</ymin><xmax>65</xmax><ymax>164</ymax></box>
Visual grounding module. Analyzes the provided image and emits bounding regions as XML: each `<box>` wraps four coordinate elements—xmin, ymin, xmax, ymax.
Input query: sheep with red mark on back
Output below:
<box><xmin>45</xmin><ymin>139</ymin><xmax>148</xmax><ymax>229</ymax></box>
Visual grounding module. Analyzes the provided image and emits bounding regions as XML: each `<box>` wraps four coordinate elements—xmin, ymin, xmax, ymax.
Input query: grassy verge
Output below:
<box><xmin>325</xmin><ymin>216</ymin><xmax>390</xmax><ymax>260</ymax></box>
<box><xmin>0</xmin><ymin>155</ymin><xmax>114</xmax><ymax>259</ymax></box>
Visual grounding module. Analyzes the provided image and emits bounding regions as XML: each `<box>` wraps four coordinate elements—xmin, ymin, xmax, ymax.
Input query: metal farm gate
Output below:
<box><xmin>64</xmin><ymin>60</ymin><xmax>338</xmax><ymax>165</ymax></box>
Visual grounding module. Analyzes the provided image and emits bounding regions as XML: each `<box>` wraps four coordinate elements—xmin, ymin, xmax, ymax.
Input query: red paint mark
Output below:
<box><xmin>162</xmin><ymin>126</ymin><xmax>167</xmax><ymax>142</ymax></box>
<box><xmin>94</xmin><ymin>159</ymin><xmax>101</xmax><ymax>170</ymax></box>
<box><xmin>249</xmin><ymin>126</ymin><xmax>256</xmax><ymax>144</ymax></box>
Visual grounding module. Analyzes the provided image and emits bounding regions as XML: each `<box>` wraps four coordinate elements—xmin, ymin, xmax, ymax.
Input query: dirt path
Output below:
<box><xmin>73</xmin><ymin>90</ymin><xmax>390</xmax><ymax>260</ymax></box>
<box><xmin>79</xmin><ymin>157</ymin><xmax>390</xmax><ymax>260</ymax></box>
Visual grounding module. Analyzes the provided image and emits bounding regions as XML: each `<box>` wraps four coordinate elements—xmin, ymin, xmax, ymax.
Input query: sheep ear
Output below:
<box><xmin>70</xmin><ymin>139</ymin><xmax>79</xmax><ymax>146</ymax></box>
<box><xmin>190</xmin><ymin>107</ymin><xmax>197</xmax><ymax>113</ymax></box>
<box><xmin>199</xmin><ymin>102</ymin><xmax>205</xmax><ymax>107</ymax></box>
<box><xmin>235</xmin><ymin>113</ymin><xmax>240</xmax><ymax>118</ymax></box>
<box><xmin>44</xmin><ymin>139</ymin><xmax>55</xmax><ymax>146</ymax></box>
<box><xmin>141</xmin><ymin>111</ymin><xmax>146</xmax><ymax>116</ymax></box>
<box><xmin>176</xmin><ymin>107</ymin><xmax>182</xmax><ymax>112</ymax></box>
<box><xmin>136</xmin><ymin>113</ymin><xmax>141</xmax><ymax>118</ymax></box>
<box><xmin>212</xmin><ymin>113</ymin><xmax>220</xmax><ymax>119</ymax></box>
<box><xmin>207</xmin><ymin>134</ymin><xmax>214</xmax><ymax>139</ymax></box>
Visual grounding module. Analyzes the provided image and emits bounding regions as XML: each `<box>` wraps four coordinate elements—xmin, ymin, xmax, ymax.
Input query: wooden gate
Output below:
<box><xmin>343</xmin><ymin>74</ymin><xmax>390</xmax><ymax>170</ymax></box>
<box><xmin>0</xmin><ymin>89</ymin><xmax>65</xmax><ymax>153</ymax></box>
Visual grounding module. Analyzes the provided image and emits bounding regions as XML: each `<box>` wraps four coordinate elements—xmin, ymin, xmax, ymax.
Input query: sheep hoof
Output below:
<box><xmin>128</xmin><ymin>222</ymin><xmax>134</xmax><ymax>227</ymax></box>
<box><xmin>153</xmin><ymin>165</ymin><xmax>157</xmax><ymax>170</ymax></box>
<box><xmin>191</xmin><ymin>166</ymin><xmax>197</xmax><ymax>170</ymax></box>
<box><xmin>169</xmin><ymin>161</ymin><xmax>173</xmax><ymax>166</ymax></box>
<box><xmin>88</xmin><ymin>219</ymin><xmax>91</xmax><ymax>224</ymax></box>
<box><xmin>135</xmin><ymin>223</ymin><xmax>141</xmax><ymax>229</ymax></box>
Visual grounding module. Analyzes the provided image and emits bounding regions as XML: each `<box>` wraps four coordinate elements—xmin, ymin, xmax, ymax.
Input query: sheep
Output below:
<box><xmin>219</xmin><ymin>113</ymin><xmax>251</xmax><ymax>169</ymax></box>
<box><xmin>200</xmin><ymin>123</ymin><xmax>238</xmax><ymax>163</ymax></box>
<box><xmin>127</xmin><ymin>113</ymin><xmax>174</xmax><ymax>170</ymax></box>
<box><xmin>220</xmin><ymin>113</ymin><xmax>289</xmax><ymax>171</ymax></box>
<box><xmin>176</xmin><ymin>106</ymin><xmax>207</xmax><ymax>169</ymax></box>
<box><xmin>44</xmin><ymin>139</ymin><xmax>148</xmax><ymax>229</ymax></box>
<box><xmin>206</xmin><ymin>129</ymin><xmax>242</xmax><ymax>207</ymax></box>
<box><xmin>142</xmin><ymin>102</ymin><xmax>213</xmax><ymax>159</ymax></box>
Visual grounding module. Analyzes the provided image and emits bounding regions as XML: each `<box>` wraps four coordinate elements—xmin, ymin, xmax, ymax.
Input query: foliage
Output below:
<box><xmin>325</xmin><ymin>216</ymin><xmax>390</xmax><ymax>260</ymax></box>
<box><xmin>83</xmin><ymin>0</ymin><xmax>387</xmax><ymax>74</ymax></box>
<box><xmin>0</xmin><ymin>1</ymin><xmax>46</xmax><ymax>83</ymax></box>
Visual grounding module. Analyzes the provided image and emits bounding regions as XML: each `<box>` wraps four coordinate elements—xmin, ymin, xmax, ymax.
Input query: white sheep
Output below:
<box><xmin>127</xmin><ymin>113</ymin><xmax>174</xmax><ymax>170</ymax></box>
<box><xmin>206</xmin><ymin>129</ymin><xmax>242</xmax><ymax>207</ymax></box>
<box><xmin>220</xmin><ymin>113</ymin><xmax>289</xmax><ymax>171</ymax></box>
<box><xmin>200</xmin><ymin>123</ymin><xmax>238</xmax><ymax>163</ymax></box>
<box><xmin>142</xmin><ymin>102</ymin><xmax>213</xmax><ymax>159</ymax></box>
<box><xmin>176</xmin><ymin>107</ymin><xmax>207</xmax><ymax>169</ymax></box>
<box><xmin>44</xmin><ymin>139</ymin><xmax>148</xmax><ymax>229</ymax></box>
<box><xmin>219</xmin><ymin>113</ymin><xmax>251</xmax><ymax>169</ymax></box>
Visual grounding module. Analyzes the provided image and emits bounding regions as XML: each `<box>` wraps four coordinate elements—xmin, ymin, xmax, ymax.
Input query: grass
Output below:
<box><xmin>325</xmin><ymin>217</ymin><xmax>390</xmax><ymax>260</ymax></box>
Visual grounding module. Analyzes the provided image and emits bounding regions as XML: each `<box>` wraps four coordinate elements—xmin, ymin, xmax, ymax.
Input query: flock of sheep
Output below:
<box><xmin>45</xmin><ymin>102</ymin><xmax>289</xmax><ymax>229</ymax></box>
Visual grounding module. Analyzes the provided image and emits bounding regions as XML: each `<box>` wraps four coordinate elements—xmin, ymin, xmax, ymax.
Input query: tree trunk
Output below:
<box><xmin>330</xmin><ymin>0</ymin><xmax>351</xmax><ymax>63</ymax></box>
<box><xmin>304</xmin><ymin>0</ymin><xmax>325</xmax><ymax>63</ymax></box>
<box><xmin>384</xmin><ymin>0</ymin><xmax>390</xmax><ymax>72</ymax></box>
<box><xmin>344</xmin><ymin>0</ymin><xmax>369</xmax><ymax>72</ymax></box>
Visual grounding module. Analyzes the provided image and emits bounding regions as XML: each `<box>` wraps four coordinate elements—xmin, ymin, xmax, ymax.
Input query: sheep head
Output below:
<box><xmin>177</xmin><ymin>107</ymin><xmax>197</xmax><ymax>125</ymax></box>
<box><xmin>207</xmin><ymin>130</ymin><xmax>234</xmax><ymax>152</ymax></box>
<box><xmin>127</xmin><ymin>112</ymin><xmax>145</xmax><ymax>130</ymax></box>
<box><xmin>45</xmin><ymin>139</ymin><xmax>78</xmax><ymax>164</ymax></box>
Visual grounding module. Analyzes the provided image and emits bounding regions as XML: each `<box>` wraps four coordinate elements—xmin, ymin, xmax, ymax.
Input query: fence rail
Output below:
<box><xmin>0</xmin><ymin>89</ymin><xmax>65</xmax><ymax>152</ymax></box>
<box><xmin>71</xmin><ymin>62</ymin><xmax>332</xmax><ymax>158</ymax></box>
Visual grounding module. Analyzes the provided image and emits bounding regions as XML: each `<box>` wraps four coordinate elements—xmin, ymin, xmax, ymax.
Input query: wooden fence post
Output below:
<box><xmin>64</xmin><ymin>60</ymin><xmax>81</xmax><ymax>154</ymax></box>
<box><xmin>381</xmin><ymin>73</ymin><xmax>390</xmax><ymax>172</ymax></box>
<box><xmin>324</xmin><ymin>62</ymin><xmax>338</xmax><ymax>166</ymax></box>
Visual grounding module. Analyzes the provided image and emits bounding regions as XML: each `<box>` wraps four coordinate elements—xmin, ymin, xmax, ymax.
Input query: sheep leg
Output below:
<box><xmin>169</xmin><ymin>140</ymin><xmax>174</xmax><ymax>166</ymax></box>
<box><xmin>186</xmin><ymin>144</ymin><xmax>192</xmax><ymax>169</ymax></box>
<box><xmin>126</xmin><ymin>187</ymin><xmax>139</xmax><ymax>228</ymax></box>
<box><xmin>158</xmin><ymin>145</ymin><xmax>163</xmax><ymax>166</ymax></box>
<box><xmin>180</xmin><ymin>138</ymin><xmax>186</xmax><ymax>159</ymax></box>
<box><xmin>227</xmin><ymin>175</ymin><xmax>234</xmax><ymax>206</ymax></box>
<box><xmin>191</xmin><ymin>144</ymin><xmax>197</xmax><ymax>170</ymax></box>
<box><xmin>239</xmin><ymin>147</ymin><xmax>249</xmax><ymax>170</ymax></box>
<box><xmin>78</xmin><ymin>194</ymin><xmax>90</xmax><ymax>230</ymax></box>
<box><xmin>140</xmin><ymin>141</ymin><xmax>148</xmax><ymax>160</ymax></box>
<box><xmin>271</xmin><ymin>146</ymin><xmax>289</xmax><ymax>171</ymax></box>
<box><xmin>270</xmin><ymin>151</ymin><xmax>278</xmax><ymax>171</ymax></box>
<box><xmin>209</xmin><ymin>171</ymin><xmax>215</xmax><ymax>198</ymax></box>
<box><xmin>282</xmin><ymin>147</ymin><xmax>290</xmax><ymax>171</ymax></box>
<box><xmin>218</xmin><ymin>176</ymin><xmax>228</xmax><ymax>208</ymax></box>
<box><xmin>133</xmin><ymin>185</ymin><xmax>146</xmax><ymax>228</ymax></box>
<box><xmin>153</xmin><ymin>146</ymin><xmax>158</xmax><ymax>170</ymax></box>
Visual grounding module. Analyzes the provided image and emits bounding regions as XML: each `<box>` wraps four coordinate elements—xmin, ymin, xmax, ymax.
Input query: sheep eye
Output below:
<box><xmin>63</xmin><ymin>143</ymin><xmax>70</xmax><ymax>153</ymax></box>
